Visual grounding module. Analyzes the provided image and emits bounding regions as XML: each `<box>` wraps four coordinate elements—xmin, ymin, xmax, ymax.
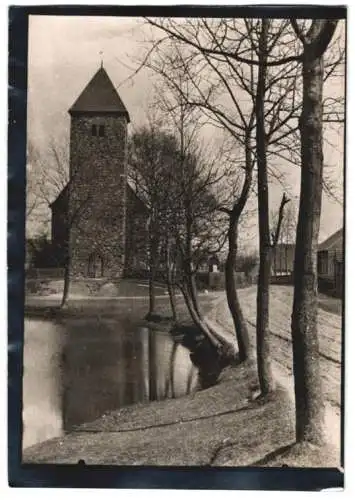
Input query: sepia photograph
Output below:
<box><xmin>8</xmin><ymin>5</ymin><xmax>346</xmax><ymax>488</ymax></box>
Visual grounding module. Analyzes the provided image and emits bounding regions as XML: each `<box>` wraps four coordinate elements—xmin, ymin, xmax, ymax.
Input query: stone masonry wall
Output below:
<box><xmin>69</xmin><ymin>113</ymin><xmax>128</xmax><ymax>278</ymax></box>
<box><xmin>124</xmin><ymin>187</ymin><xmax>149</xmax><ymax>273</ymax></box>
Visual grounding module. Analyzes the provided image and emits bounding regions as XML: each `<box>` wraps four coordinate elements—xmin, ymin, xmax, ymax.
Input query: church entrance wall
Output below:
<box><xmin>88</xmin><ymin>253</ymin><xmax>104</xmax><ymax>278</ymax></box>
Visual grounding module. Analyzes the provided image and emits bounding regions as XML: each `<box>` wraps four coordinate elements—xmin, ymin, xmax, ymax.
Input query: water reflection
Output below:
<box><xmin>22</xmin><ymin>319</ymin><xmax>64</xmax><ymax>449</ymax></box>
<box><xmin>22</xmin><ymin>317</ymin><xmax>198</xmax><ymax>449</ymax></box>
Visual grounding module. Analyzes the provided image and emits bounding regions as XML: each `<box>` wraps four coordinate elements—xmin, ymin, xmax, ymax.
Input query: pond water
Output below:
<box><xmin>22</xmin><ymin>317</ymin><xmax>198</xmax><ymax>449</ymax></box>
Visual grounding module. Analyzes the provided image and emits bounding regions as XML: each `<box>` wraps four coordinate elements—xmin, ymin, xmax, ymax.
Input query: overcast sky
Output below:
<box><xmin>27</xmin><ymin>15</ymin><xmax>345</xmax><ymax>244</ymax></box>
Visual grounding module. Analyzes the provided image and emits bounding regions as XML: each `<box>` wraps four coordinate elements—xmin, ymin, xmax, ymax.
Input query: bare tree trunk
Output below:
<box><xmin>148</xmin><ymin>231</ymin><xmax>158</xmax><ymax>318</ymax></box>
<box><xmin>256</xmin><ymin>19</ymin><xmax>276</xmax><ymax>395</ymax></box>
<box><xmin>183</xmin><ymin>209</ymin><xmax>203</xmax><ymax>319</ymax></box>
<box><xmin>148</xmin><ymin>271</ymin><xmax>156</xmax><ymax>317</ymax></box>
<box><xmin>290</xmin><ymin>18</ymin><xmax>338</xmax><ymax>445</ymax></box>
<box><xmin>60</xmin><ymin>253</ymin><xmax>70</xmax><ymax>308</ymax></box>
<box><xmin>182</xmin><ymin>228</ymin><xmax>202</xmax><ymax>319</ymax></box>
<box><xmin>181</xmin><ymin>285</ymin><xmax>229</xmax><ymax>387</ymax></box>
<box><xmin>225</xmin><ymin>218</ymin><xmax>250</xmax><ymax>361</ymax></box>
<box><xmin>166</xmin><ymin>243</ymin><xmax>177</xmax><ymax>321</ymax></box>
<box><xmin>291</xmin><ymin>49</ymin><xmax>325</xmax><ymax>445</ymax></box>
<box><xmin>167</xmin><ymin>270</ymin><xmax>177</xmax><ymax>321</ymax></box>
<box><xmin>221</xmin><ymin>133</ymin><xmax>253</xmax><ymax>361</ymax></box>
<box><xmin>180</xmin><ymin>285</ymin><xmax>220</xmax><ymax>348</ymax></box>
<box><xmin>148</xmin><ymin>329</ymin><xmax>158</xmax><ymax>401</ymax></box>
<box><xmin>187</xmin><ymin>269</ymin><xmax>202</xmax><ymax>318</ymax></box>
<box><xmin>168</xmin><ymin>341</ymin><xmax>178</xmax><ymax>398</ymax></box>
<box><xmin>181</xmin><ymin>282</ymin><xmax>236</xmax><ymax>365</ymax></box>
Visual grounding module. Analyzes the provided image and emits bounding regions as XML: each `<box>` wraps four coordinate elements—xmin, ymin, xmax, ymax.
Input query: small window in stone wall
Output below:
<box><xmin>91</xmin><ymin>124</ymin><xmax>106</xmax><ymax>137</ymax></box>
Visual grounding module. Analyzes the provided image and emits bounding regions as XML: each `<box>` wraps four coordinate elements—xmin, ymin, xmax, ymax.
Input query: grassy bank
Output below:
<box><xmin>22</xmin><ymin>359</ymin><xmax>338</xmax><ymax>467</ymax></box>
<box><xmin>22</xmin><ymin>361</ymin><xmax>281</xmax><ymax>466</ymax></box>
<box><xmin>23</xmin><ymin>286</ymin><xmax>340</xmax><ymax>468</ymax></box>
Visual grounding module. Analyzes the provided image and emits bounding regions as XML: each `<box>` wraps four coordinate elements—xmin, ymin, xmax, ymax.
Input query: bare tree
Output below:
<box><xmin>141</xmin><ymin>17</ymin><xmax>344</xmax><ymax>397</ymax></box>
<box><xmin>26</xmin><ymin>139</ymin><xmax>68</xmax><ymax>236</ymax></box>
<box><xmin>147</xmin><ymin>76</ymin><xmax>242</xmax><ymax>360</ymax></box>
<box><xmin>290</xmin><ymin>19</ymin><xmax>339</xmax><ymax>445</ymax></box>
<box><xmin>164</xmin><ymin>237</ymin><xmax>178</xmax><ymax>321</ymax></box>
<box><xmin>26</xmin><ymin>137</ymin><xmax>101</xmax><ymax>307</ymax></box>
<box><xmin>168</xmin><ymin>138</ymin><xmax>232</xmax><ymax>350</ymax></box>
<box><xmin>142</xmin><ymin>19</ymin><xmax>297</xmax><ymax>386</ymax></box>
<box><xmin>141</xmin><ymin>18</ymin><xmax>259</xmax><ymax>361</ymax></box>
<box><xmin>129</xmin><ymin>115</ymin><xmax>231</xmax><ymax>355</ymax></box>
<box><xmin>254</xmin><ymin>19</ymin><xmax>277</xmax><ymax>395</ymax></box>
<box><xmin>26</xmin><ymin>142</ymin><xmax>44</xmax><ymax>220</ymax></box>
<box><xmin>129</xmin><ymin>124</ymin><xmax>179</xmax><ymax>319</ymax></box>
<box><xmin>219</xmin><ymin>135</ymin><xmax>254</xmax><ymax>362</ymax></box>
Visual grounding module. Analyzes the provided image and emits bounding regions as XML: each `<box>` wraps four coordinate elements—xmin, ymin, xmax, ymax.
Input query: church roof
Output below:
<box><xmin>69</xmin><ymin>67</ymin><xmax>130</xmax><ymax>121</ymax></box>
<box><xmin>127</xmin><ymin>177</ymin><xmax>149</xmax><ymax>207</ymax></box>
<box><xmin>50</xmin><ymin>179</ymin><xmax>146</xmax><ymax>210</ymax></box>
<box><xmin>49</xmin><ymin>183</ymin><xmax>69</xmax><ymax>208</ymax></box>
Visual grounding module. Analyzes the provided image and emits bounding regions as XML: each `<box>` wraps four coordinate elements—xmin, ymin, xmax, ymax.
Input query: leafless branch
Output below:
<box><xmin>271</xmin><ymin>193</ymin><xmax>291</xmax><ymax>247</ymax></box>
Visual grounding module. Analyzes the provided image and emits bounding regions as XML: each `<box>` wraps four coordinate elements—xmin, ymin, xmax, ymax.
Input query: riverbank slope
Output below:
<box><xmin>23</xmin><ymin>358</ymin><xmax>338</xmax><ymax>467</ymax></box>
<box><xmin>23</xmin><ymin>287</ymin><xmax>341</xmax><ymax>468</ymax></box>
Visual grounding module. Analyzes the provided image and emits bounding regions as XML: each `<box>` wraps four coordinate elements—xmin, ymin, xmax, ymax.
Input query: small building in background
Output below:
<box><xmin>317</xmin><ymin>228</ymin><xmax>343</xmax><ymax>297</ymax></box>
<box><xmin>209</xmin><ymin>255</ymin><xmax>220</xmax><ymax>273</ymax></box>
<box><xmin>272</xmin><ymin>243</ymin><xmax>295</xmax><ymax>276</ymax></box>
<box><xmin>198</xmin><ymin>254</ymin><xmax>221</xmax><ymax>273</ymax></box>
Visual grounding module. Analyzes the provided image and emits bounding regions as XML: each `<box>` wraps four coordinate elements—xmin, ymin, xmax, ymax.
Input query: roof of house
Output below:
<box><xmin>69</xmin><ymin>67</ymin><xmax>130</xmax><ymax>121</ymax></box>
<box><xmin>318</xmin><ymin>228</ymin><xmax>343</xmax><ymax>251</ymax></box>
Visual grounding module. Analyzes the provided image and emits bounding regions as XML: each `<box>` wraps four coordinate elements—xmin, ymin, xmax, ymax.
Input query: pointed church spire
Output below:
<box><xmin>69</xmin><ymin>66</ymin><xmax>130</xmax><ymax>122</ymax></box>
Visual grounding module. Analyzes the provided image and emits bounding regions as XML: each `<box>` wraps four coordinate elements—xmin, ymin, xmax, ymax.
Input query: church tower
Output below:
<box><xmin>68</xmin><ymin>67</ymin><xmax>130</xmax><ymax>278</ymax></box>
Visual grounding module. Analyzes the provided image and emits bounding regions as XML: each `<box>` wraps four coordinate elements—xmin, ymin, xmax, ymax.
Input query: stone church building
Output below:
<box><xmin>50</xmin><ymin>66</ymin><xmax>147</xmax><ymax>278</ymax></box>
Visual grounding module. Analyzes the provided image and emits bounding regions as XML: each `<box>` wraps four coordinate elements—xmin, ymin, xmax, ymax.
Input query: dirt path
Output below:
<box><xmin>212</xmin><ymin>285</ymin><xmax>342</xmax><ymax>459</ymax></box>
